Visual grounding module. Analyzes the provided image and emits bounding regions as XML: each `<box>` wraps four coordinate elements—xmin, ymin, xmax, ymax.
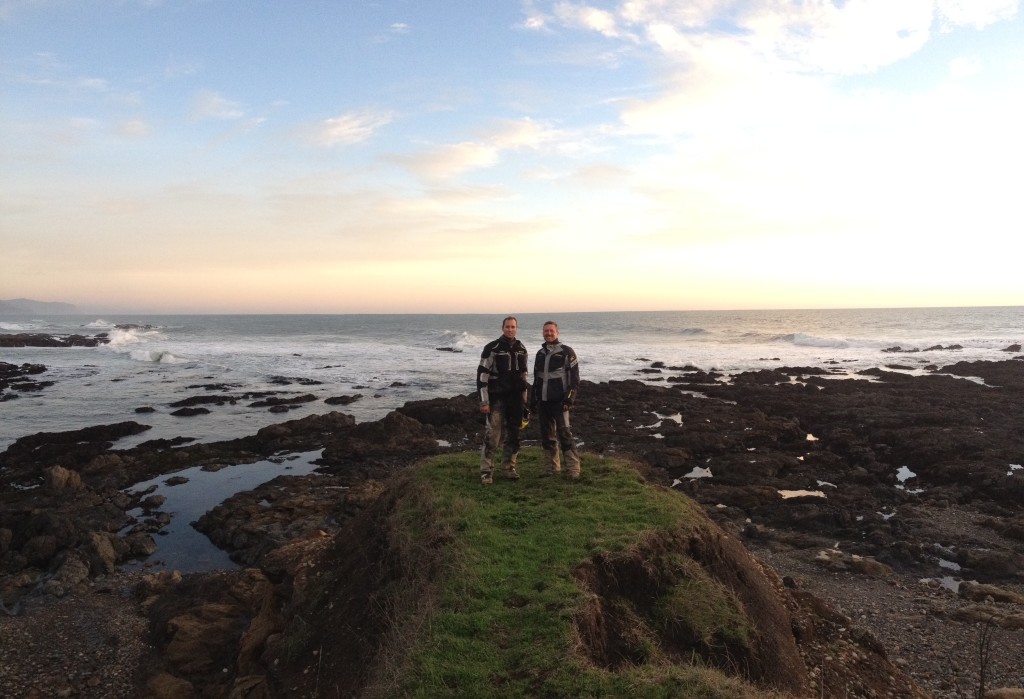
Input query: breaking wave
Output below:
<box><xmin>436</xmin><ymin>330</ymin><xmax>482</xmax><ymax>353</ymax></box>
<box><xmin>105</xmin><ymin>326</ymin><xmax>164</xmax><ymax>349</ymax></box>
<box><xmin>776</xmin><ymin>333</ymin><xmax>850</xmax><ymax>349</ymax></box>
<box><xmin>128</xmin><ymin>349</ymin><xmax>186</xmax><ymax>364</ymax></box>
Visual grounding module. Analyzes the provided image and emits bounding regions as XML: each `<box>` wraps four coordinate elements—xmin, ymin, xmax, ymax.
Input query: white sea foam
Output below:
<box><xmin>0</xmin><ymin>322</ymin><xmax>30</xmax><ymax>331</ymax></box>
<box><xmin>105</xmin><ymin>327</ymin><xmax>164</xmax><ymax>347</ymax></box>
<box><xmin>785</xmin><ymin>333</ymin><xmax>849</xmax><ymax>349</ymax></box>
<box><xmin>439</xmin><ymin>330</ymin><xmax>481</xmax><ymax>353</ymax></box>
<box><xmin>128</xmin><ymin>349</ymin><xmax>186</xmax><ymax>364</ymax></box>
<box><xmin>1</xmin><ymin>307</ymin><xmax>1019</xmax><ymax>451</ymax></box>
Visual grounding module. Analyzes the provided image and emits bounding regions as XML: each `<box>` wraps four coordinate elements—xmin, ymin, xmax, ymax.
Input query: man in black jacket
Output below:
<box><xmin>530</xmin><ymin>320</ymin><xmax>581</xmax><ymax>478</ymax></box>
<box><xmin>477</xmin><ymin>316</ymin><xmax>530</xmax><ymax>484</ymax></box>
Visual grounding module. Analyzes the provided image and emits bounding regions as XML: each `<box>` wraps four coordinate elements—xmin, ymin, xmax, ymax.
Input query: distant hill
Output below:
<box><xmin>0</xmin><ymin>298</ymin><xmax>78</xmax><ymax>314</ymax></box>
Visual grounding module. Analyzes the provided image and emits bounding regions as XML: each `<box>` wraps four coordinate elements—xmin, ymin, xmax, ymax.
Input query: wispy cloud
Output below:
<box><xmin>552</xmin><ymin>2</ymin><xmax>631</xmax><ymax>39</ymax></box>
<box><xmin>310</xmin><ymin>109</ymin><xmax>394</xmax><ymax>147</ymax></box>
<box><xmin>190</xmin><ymin>89</ymin><xmax>245</xmax><ymax>120</ymax></box>
<box><xmin>164</xmin><ymin>55</ymin><xmax>202</xmax><ymax>79</ymax></box>
<box><xmin>936</xmin><ymin>0</ymin><xmax>1018</xmax><ymax>30</ymax></box>
<box><xmin>392</xmin><ymin>117</ymin><xmax>566</xmax><ymax>180</ymax></box>
<box><xmin>527</xmin><ymin>1</ymin><xmax>1019</xmax><ymax>75</ymax></box>
<box><xmin>393</xmin><ymin>142</ymin><xmax>501</xmax><ymax>180</ymax></box>
<box><xmin>117</xmin><ymin>118</ymin><xmax>150</xmax><ymax>138</ymax></box>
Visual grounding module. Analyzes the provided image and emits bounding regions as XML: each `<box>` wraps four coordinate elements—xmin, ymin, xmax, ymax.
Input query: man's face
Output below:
<box><xmin>542</xmin><ymin>323</ymin><xmax>558</xmax><ymax>343</ymax></box>
<box><xmin>502</xmin><ymin>319</ymin><xmax>518</xmax><ymax>339</ymax></box>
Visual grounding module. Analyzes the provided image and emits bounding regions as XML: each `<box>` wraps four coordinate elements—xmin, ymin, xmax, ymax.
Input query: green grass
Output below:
<box><xmin>367</xmin><ymin>449</ymin><xmax>779</xmax><ymax>699</ymax></box>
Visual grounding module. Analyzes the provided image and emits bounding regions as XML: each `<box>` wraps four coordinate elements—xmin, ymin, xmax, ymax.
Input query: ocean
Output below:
<box><xmin>1</xmin><ymin>307</ymin><xmax>1021</xmax><ymax>452</ymax></box>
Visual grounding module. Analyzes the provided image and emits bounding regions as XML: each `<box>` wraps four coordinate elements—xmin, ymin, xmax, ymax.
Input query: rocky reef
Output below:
<box><xmin>1</xmin><ymin>358</ymin><xmax>1022</xmax><ymax>697</ymax></box>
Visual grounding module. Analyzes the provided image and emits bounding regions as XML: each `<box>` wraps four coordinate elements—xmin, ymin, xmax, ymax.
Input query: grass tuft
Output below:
<box><xmin>360</xmin><ymin>449</ymin><xmax>783</xmax><ymax>699</ymax></box>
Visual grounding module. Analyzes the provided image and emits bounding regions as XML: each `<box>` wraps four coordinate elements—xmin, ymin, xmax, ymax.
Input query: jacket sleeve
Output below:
<box><xmin>477</xmin><ymin>345</ymin><xmax>493</xmax><ymax>405</ymax></box>
<box><xmin>563</xmin><ymin>346</ymin><xmax>580</xmax><ymax>404</ymax></box>
<box><xmin>529</xmin><ymin>349</ymin><xmax>540</xmax><ymax>409</ymax></box>
<box><xmin>516</xmin><ymin>342</ymin><xmax>530</xmax><ymax>404</ymax></box>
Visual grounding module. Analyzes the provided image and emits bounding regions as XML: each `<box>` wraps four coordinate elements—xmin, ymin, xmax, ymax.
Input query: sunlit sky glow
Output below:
<box><xmin>2</xmin><ymin>0</ymin><xmax>1022</xmax><ymax>313</ymax></box>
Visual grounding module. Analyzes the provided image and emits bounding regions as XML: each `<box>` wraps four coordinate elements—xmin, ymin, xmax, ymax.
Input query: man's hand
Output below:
<box><xmin>480</xmin><ymin>404</ymin><xmax>490</xmax><ymax>414</ymax></box>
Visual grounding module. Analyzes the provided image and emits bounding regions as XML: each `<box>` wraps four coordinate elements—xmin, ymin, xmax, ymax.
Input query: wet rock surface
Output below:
<box><xmin>0</xmin><ymin>360</ymin><xmax>53</xmax><ymax>400</ymax></box>
<box><xmin>0</xmin><ymin>332</ymin><xmax>111</xmax><ymax>348</ymax></box>
<box><xmin>1</xmin><ymin>358</ymin><xmax>1022</xmax><ymax>696</ymax></box>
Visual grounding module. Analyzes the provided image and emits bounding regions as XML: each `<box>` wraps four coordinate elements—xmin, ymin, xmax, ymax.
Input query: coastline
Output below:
<box><xmin>1</xmin><ymin>353</ymin><xmax>1023</xmax><ymax>696</ymax></box>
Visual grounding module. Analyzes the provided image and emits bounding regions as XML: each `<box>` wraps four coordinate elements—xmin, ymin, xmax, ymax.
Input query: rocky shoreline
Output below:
<box><xmin>1</xmin><ymin>355</ymin><xmax>1023</xmax><ymax>697</ymax></box>
<box><xmin>0</xmin><ymin>332</ymin><xmax>112</xmax><ymax>348</ymax></box>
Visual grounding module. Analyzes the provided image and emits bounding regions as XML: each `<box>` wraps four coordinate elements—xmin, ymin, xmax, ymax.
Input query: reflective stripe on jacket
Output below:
<box><xmin>533</xmin><ymin>342</ymin><xmax>579</xmax><ymax>404</ymax></box>
<box><xmin>477</xmin><ymin>336</ymin><xmax>529</xmax><ymax>405</ymax></box>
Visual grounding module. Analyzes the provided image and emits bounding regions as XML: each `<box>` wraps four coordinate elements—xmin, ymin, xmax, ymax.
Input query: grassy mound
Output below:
<box><xmin>266</xmin><ymin>450</ymin><xmax>807</xmax><ymax>698</ymax></box>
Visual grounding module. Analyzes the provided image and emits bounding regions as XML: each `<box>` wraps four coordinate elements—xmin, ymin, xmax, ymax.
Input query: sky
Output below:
<box><xmin>1</xmin><ymin>0</ymin><xmax>1022</xmax><ymax>314</ymax></box>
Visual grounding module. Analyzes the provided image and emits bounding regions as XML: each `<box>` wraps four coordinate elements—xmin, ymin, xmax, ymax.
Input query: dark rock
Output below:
<box><xmin>141</xmin><ymin>495</ymin><xmax>167</xmax><ymax>510</ymax></box>
<box><xmin>325</xmin><ymin>394</ymin><xmax>363</xmax><ymax>405</ymax></box>
<box><xmin>171</xmin><ymin>407</ymin><xmax>211</xmax><ymax>417</ymax></box>
<box><xmin>170</xmin><ymin>395</ymin><xmax>235</xmax><ymax>408</ymax></box>
<box><xmin>248</xmin><ymin>394</ymin><xmax>317</xmax><ymax>409</ymax></box>
<box><xmin>0</xmin><ymin>361</ymin><xmax>51</xmax><ymax>399</ymax></box>
<box><xmin>21</xmin><ymin>535</ymin><xmax>58</xmax><ymax>567</ymax></box>
<box><xmin>268</xmin><ymin>376</ymin><xmax>322</xmax><ymax>386</ymax></box>
<box><xmin>0</xmin><ymin>333</ymin><xmax>109</xmax><ymax>348</ymax></box>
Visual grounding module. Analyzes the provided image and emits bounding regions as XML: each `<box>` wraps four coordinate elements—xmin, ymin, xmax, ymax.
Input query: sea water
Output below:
<box><xmin>1</xmin><ymin>307</ymin><xmax>1021</xmax><ymax>451</ymax></box>
<box><xmin>3</xmin><ymin>307</ymin><xmax>1020</xmax><ymax>572</ymax></box>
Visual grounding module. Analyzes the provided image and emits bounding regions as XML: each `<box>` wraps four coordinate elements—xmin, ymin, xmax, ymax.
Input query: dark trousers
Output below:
<box><xmin>538</xmin><ymin>401</ymin><xmax>581</xmax><ymax>474</ymax></box>
<box><xmin>480</xmin><ymin>396</ymin><xmax>523</xmax><ymax>473</ymax></box>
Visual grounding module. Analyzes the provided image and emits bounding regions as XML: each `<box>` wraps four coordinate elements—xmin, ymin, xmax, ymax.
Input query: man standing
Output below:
<box><xmin>477</xmin><ymin>316</ymin><xmax>530</xmax><ymax>484</ymax></box>
<box><xmin>530</xmin><ymin>321</ymin><xmax>581</xmax><ymax>479</ymax></box>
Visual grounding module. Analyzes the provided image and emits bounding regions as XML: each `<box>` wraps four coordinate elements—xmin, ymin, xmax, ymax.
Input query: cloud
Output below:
<box><xmin>164</xmin><ymin>56</ymin><xmax>202</xmax><ymax>79</ymax></box>
<box><xmin>190</xmin><ymin>89</ymin><xmax>245</xmax><ymax>120</ymax></box>
<box><xmin>394</xmin><ymin>141</ymin><xmax>502</xmax><ymax>180</ymax></box>
<box><xmin>936</xmin><ymin>0</ymin><xmax>1018</xmax><ymax>30</ymax></box>
<box><xmin>0</xmin><ymin>0</ymin><xmax>49</xmax><ymax>22</ymax></box>
<box><xmin>311</xmin><ymin>109</ymin><xmax>394</xmax><ymax>147</ymax></box>
<box><xmin>390</xmin><ymin>22</ymin><xmax>411</xmax><ymax>33</ymax></box>
<box><xmin>518</xmin><ymin>0</ymin><xmax>551</xmax><ymax>30</ymax></box>
<box><xmin>949</xmin><ymin>55</ymin><xmax>982</xmax><ymax>79</ymax></box>
<box><xmin>552</xmin><ymin>2</ymin><xmax>629</xmax><ymax>38</ymax></box>
<box><xmin>392</xmin><ymin>117</ymin><xmax>565</xmax><ymax>180</ymax></box>
<box><xmin>739</xmin><ymin>1</ymin><xmax>935</xmax><ymax>75</ymax></box>
<box><xmin>116</xmin><ymin>119</ymin><xmax>150</xmax><ymax>138</ymax></box>
<box><xmin>527</xmin><ymin>1</ymin><xmax>1016</xmax><ymax>76</ymax></box>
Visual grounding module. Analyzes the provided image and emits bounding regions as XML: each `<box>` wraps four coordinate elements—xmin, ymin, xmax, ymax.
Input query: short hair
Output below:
<box><xmin>502</xmin><ymin>316</ymin><xmax>518</xmax><ymax>326</ymax></box>
<box><xmin>543</xmin><ymin>320</ymin><xmax>558</xmax><ymax>329</ymax></box>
